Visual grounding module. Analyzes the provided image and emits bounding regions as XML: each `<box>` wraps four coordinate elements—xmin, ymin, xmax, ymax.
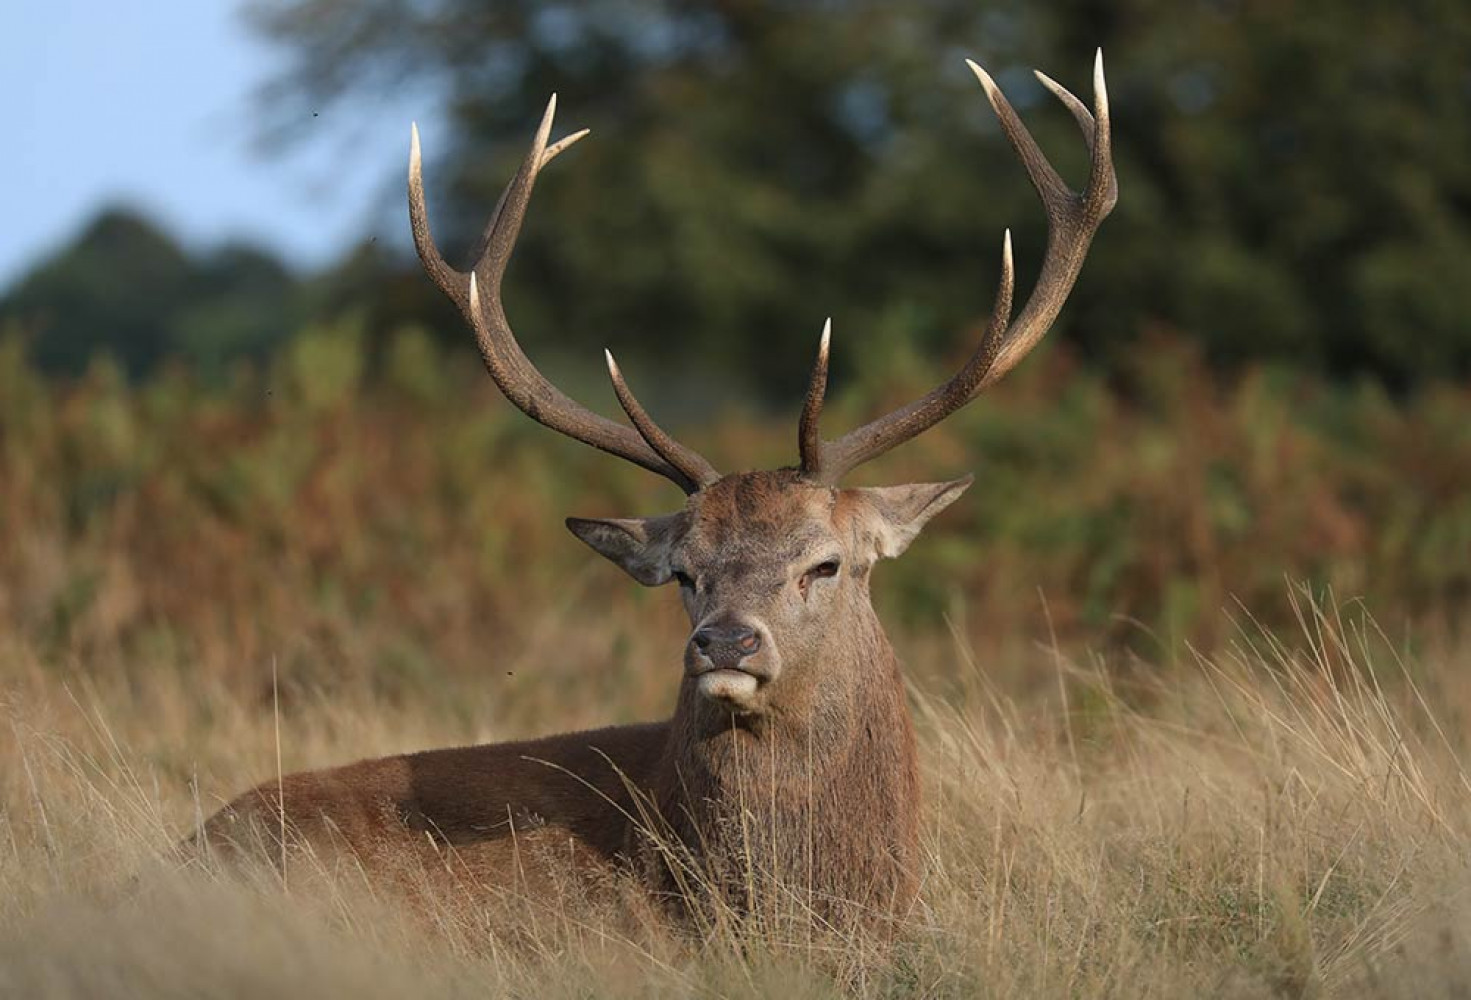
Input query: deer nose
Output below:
<box><xmin>691</xmin><ymin>623</ymin><xmax>762</xmax><ymax>667</ymax></box>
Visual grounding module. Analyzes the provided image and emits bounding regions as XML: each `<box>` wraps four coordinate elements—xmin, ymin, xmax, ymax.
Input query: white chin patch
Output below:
<box><xmin>696</xmin><ymin>669</ymin><xmax>759</xmax><ymax>706</ymax></box>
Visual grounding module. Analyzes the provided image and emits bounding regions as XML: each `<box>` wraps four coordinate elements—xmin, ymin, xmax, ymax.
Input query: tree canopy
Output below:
<box><xmin>245</xmin><ymin>0</ymin><xmax>1471</xmax><ymax>391</ymax></box>
<box><xmin>1</xmin><ymin>208</ymin><xmax>298</xmax><ymax>378</ymax></box>
<box><xmin>6</xmin><ymin>2</ymin><xmax>1468</xmax><ymax>391</ymax></box>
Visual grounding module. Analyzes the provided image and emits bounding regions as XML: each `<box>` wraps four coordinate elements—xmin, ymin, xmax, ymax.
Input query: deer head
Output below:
<box><xmin>409</xmin><ymin>54</ymin><xmax>1116</xmax><ymax>722</ymax></box>
<box><xmin>566</xmin><ymin>468</ymin><xmax>972</xmax><ymax>715</ymax></box>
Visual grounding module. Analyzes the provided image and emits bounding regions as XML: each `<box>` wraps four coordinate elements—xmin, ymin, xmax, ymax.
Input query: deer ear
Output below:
<box><xmin>849</xmin><ymin>476</ymin><xmax>973</xmax><ymax>560</ymax></box>
<box><xmin>565</xmin><ymin>515</ymin><xmax>680</xmax><ymax>586</ymax></box>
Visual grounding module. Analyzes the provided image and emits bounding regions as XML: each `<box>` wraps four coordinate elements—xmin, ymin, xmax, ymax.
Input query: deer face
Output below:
<box><xmin>568</xmin><ymin>470</ymin><xmax>970</xmax><ymax>714</ymax></box>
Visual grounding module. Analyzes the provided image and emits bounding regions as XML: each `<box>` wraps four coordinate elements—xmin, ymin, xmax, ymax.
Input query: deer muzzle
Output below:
<box><xmin>686</xmin><ymin>619</ymin><xmax>777</xmax><ymax>708</ymax></box>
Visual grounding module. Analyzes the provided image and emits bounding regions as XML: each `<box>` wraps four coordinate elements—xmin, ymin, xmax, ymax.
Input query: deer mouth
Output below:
<box><xmin>693</xmin><ymin>668</ymin><xmax>762</xmax><ymax>706</ymax></box>
<box><xmin>685</xmin><ymin>621</ymin><xmax>778</xmax><ymax>708</ymax></box>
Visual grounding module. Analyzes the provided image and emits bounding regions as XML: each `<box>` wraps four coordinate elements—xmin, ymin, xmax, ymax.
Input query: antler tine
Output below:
<box><xmin>410</xmin><ymin>100</ymin><xmax>717</xmax><ymax>495</ymax></box>
<box><xmin>797</xmin><ymin>318</ymin><xmax>832</xmax><ymax>477</ymax></box>
<box><xmin>605</xmin><ymin>350</ymin><xmax>720</xmax><ymax>490</ymax></box>
<box><xmin>803</xmin><ymin>54</ymin><xmax>1116</xmax><ymax>484</ymax></box>
<box><xmin>1084</xmin><ymin>49</ymin><xmax>1118</xmax><ymax>217</ymax></box>
<box><xmin>464</xmin><ymin>121</ymin><xmax>591</xmax><ymax>283</ymax></box>
<box><xmin>408</xmin><ymin>122</ymin><xmax>468</xmax><ymax>312</ymax></box>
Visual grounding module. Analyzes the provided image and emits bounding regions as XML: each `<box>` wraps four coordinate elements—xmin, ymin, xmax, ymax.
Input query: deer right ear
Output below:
<box><xmin>566</xmin><ymin>516</ymin><xmax>679</xmax><ymax>587</ymax></box>
<box><xmin>847</xmin><ymin>476</ymin><xmax>974</xmax><ymax>560</ymax></box>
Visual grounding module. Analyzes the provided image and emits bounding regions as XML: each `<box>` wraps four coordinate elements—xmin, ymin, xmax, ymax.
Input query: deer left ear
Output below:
<box><xmin>848</xmin><ymin>476</ymin><xmax>973</xmax><ymax>559</ymax></box>
<box><xmin>566</xmin><ymin>514</ymin><xmax>681</xmax><ymax>586</ymax></box>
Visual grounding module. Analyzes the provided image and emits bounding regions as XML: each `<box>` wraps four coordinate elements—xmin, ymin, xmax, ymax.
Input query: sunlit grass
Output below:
<box><xmin>2</xmin><ymin>590</ymin><xmax>1469</xmax><ymax>997</ymax></box>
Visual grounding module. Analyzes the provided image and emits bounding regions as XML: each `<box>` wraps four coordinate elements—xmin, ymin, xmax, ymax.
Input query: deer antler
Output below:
<box><xmin>409</xmin><ymin>96</ymin><xmax>719</xmax><ymax>494</ymax></box>
<box><xmin>799</xmin><ymin>51</ymin><xmax>1117</xmax><ymax>484</ymax></box>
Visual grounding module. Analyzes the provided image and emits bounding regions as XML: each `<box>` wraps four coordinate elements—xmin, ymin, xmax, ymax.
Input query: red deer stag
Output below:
<box><xmin>197</xmin><ymin>52</ymin><xmax>1116</xmax><ymax>935</ymax></box>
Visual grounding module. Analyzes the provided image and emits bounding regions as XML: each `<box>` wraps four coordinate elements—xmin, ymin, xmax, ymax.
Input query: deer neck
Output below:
<box><xmin>648</xmin><ymin>605</ymin><xmax>921</xmax><ymax>919</ymax></box>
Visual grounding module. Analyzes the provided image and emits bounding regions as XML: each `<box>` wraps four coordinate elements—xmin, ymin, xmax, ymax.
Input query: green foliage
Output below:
<box><xmin>242</xmin><ymin>0</ymin><xmax>1471</xmax><ymax>390</ymax></box>
<box><xmin>280</xmin><ymin>318</ymin><xmax>367</xmax><ymax>412</ymax></box>
<box><xmin>0</xmin><ymin>208</ymin><xmax>299</xmax><ymax>379</ymax></box>
<box><xmin>8</xmin><ymin>5</ymin><xmax>1467</xmax><ymax>392</ymax></box>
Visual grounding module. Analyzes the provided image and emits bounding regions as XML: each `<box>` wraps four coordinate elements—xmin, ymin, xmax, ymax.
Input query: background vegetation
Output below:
<box><xmin>2</xmin><ymin>329</ymin><xmax>1468</xmax><ymax>707</ymax></box>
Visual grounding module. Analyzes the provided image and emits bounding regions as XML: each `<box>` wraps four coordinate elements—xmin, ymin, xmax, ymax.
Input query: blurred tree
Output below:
<box><xmin>246</xmin><ymin>0</ymin><xmax>1471</xmax><ymax>393</ymax></box>
<box><xmin>2</xmin><ymin>209</ymin><xmax>192</xmax><ymax>377</ymax></box>
<box><xmin>0</xmin><ymin>207</ymin><xmax>301</xmax><ymax>379</ymax></box>
<box><xmin>174</xmin><ymin>243</ymin><xmax>298</xmax><ymax>376</ymax></box>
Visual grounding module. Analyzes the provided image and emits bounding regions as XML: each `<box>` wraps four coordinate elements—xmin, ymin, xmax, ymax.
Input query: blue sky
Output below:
<box><xmin>0</xmin><ymin>1</ymin><xmax>430</xmax><ymax>289</ymax></box>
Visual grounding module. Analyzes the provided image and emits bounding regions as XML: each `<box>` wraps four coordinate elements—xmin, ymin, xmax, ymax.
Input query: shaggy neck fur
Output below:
<box><xmin>643</xmin><ymin>595</ymin><xmax>921</xmax><ymax>931</ymax></box>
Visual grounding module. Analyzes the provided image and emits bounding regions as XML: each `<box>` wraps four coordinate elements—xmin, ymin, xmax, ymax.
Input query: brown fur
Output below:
<box><xmin>195</xmin><ymin>470</ymin><xmax>968</xmax><ymax>936</ymax></box>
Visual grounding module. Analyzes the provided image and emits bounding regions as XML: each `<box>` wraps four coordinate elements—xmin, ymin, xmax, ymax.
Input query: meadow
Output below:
<box><xmin>1</xmin><ymin>327</ymin><xmax>1469</xmax><ymax>997</ymax></box>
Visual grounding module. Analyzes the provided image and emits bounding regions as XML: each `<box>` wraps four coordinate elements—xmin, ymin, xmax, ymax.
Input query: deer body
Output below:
<box><xmin>204</xmin><ymin>472</ymin><xmax>933</xmax><ymax>927</ymax></box>
<box><xmin>197</xmin><ymin>53</ymin><xmax>1116</xmax><ymax>935</ymax></box>
<box><xmin>202</xmin><ymin>724</ymin><xmax>666</xmax><ymax>888</ymax></box>
<box><xmin>206</xmin><ymin>659</ymin><xmax>921</xmax><ymax>926</ymax></box>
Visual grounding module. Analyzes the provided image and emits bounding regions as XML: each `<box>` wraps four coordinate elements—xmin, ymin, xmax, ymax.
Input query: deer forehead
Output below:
<box><xmin>681</xmin><ymin>471</ymin><xmax>842</xmax><ymax>565</ymax></box>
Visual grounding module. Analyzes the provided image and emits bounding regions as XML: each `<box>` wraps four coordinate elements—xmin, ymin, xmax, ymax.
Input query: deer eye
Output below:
<box><xmin>672</xmin><ymin>570</ymin><xmax>695</xmax><ymax>590</ymax></box>
<box><xmin>808</xmin><ymin>560</ymin><xmax>840</xmax><ymax>580</ymax></box>
<box><xmin>798</xmin><ymin>559</ymin><xmax>841</xmax><ymax>598</ymax></box>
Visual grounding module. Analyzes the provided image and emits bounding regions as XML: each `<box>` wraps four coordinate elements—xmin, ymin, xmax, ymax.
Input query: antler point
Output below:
<box><xmin>965</xmin><ymin>59</ymin><xmax>999</xmax><ymax>99</ymax></box>
<box><xmin>537</xmin><ymin>95</ymin><xmax>558</xmax><ymax>141</ymax></box>
<box><xmin>467</xmin><ymin>272</ymin><xmax>483</xmax><ymax>324</ymax></box>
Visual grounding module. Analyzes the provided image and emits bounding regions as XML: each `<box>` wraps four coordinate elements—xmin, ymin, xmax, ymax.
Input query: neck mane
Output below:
<box><xmin>642</xmin><ymin>608</ymin><xmax>921</xmax><ymax>929</ymax></box>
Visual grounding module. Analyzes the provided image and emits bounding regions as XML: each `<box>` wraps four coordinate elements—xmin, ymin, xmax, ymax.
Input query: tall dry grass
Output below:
<box><xmin>2</xmin><ymin>590</ymin><xmax>1470</xmax><ymax>997</ymax></box>
<box><xmin>1</xmin><ymin>331</ymin><xmax>1469</xmax><ymax>995</ymax></box>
